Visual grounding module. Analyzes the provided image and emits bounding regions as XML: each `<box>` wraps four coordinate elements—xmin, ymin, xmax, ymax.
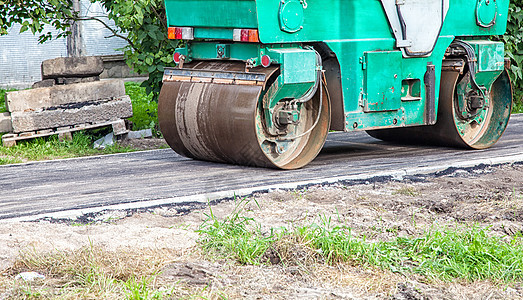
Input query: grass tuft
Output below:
<box><xmin>197</xmin><ymin>198</ymin><xmax>278</xmax><ymax>265</ymax></box>
<box><xmin>197</xmin><ymin>203</ymin><xmax>523</xmax><ymax>283</ymax></box>
<box><xmin>298</xmin><ymin>221</ymin><xmax>523</xmax><ymax>282</ymax></box>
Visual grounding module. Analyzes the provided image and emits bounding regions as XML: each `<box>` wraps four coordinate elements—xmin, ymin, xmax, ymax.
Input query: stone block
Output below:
<box><xmin>10</xmin><ymin>96</ymin><xmax>133</xmax><ymax>133</ymax></box>
<box><xmin>0</xmin><ymin>112</ymin><xmax>12</xmax><ymax>133</ymax></box>
<box><xmin>41</xmin><ymin>56</ymin><xmax>104</xmax><ymax>79</ymax></box>
<box><xmin>5</xmin><ymin>79</ymin><xmax>125</xmax><ymax>112</ymax></box>
<box><xmin>127</xmin><ymin>128</ymin><xmax>153</xmax><ymax>139</ymax></box>
<box><xmin>32</xmin><ymin>79</ymin><xmax>55</xmax><ymax>89</ymax></box>
<box><xmin>111</xmin><ymin>119</ymin><xmax>128</xmax><ymax>135</ymax></box>
<box><xmin>56</xmin><ymin>76</ymin><xmax>99</xmax><ymax>85</ymax></box>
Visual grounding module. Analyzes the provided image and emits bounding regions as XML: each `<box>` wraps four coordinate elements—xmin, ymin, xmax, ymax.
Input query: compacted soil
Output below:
<box><xmin>0</xmin><ymin>163</ymin><xmax>522</xmax><ymax>299</ymax></box>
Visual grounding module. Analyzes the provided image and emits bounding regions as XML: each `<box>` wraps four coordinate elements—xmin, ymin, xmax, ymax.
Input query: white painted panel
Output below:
<box><xmin>380</xmin><ymin>0</ymin><xmax>449</xmax><ymax>57</ymax></box>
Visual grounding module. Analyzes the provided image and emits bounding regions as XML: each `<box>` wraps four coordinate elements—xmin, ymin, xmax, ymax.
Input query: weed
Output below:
<box><xmin>355</xmin><ymin>195</ymin><xmax>367</xmax><ymax>201</ymax></box>
<box><xmin>0</xmin><ymin>155</ymin><xmax>22</xmax><ymax>165</ymax></box>
<box><xmin>124</xmin><ymin>275</ymin><xmax>164</xmax><ymax>300</ymax></box>
<box><xmin>291</xmin><ymin>189</ymin><xmax>305</xmax><ymax>200</ymax></box>
<box><xmin>385</xmin><ymin>225</ymin><xmax>399</xmax><ymax>234</ymax></box>
<box><xmin>411</xmin><ymin>209</ymin><xmax>417</xmax><ymax>228</ymax></box>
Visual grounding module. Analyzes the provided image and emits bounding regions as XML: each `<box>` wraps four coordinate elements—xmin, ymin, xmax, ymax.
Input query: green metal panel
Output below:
<box><xmin>363</xmin><ymin>51</ymin><xmax>402</xmax><ymax>112</ymax></box>
<box><xmin>164</xmin><ymin>0</ymin><xmax>258</xmax><ymax>28</ymax></box>
<box><xmin>194</xmin><ymin>28</ymin><xmax>233</xmax><ymax>40</ymax></box>
<box><xmin>325</xmin><ymin>36</ymin><xmax>453</xmax><ymax>131</ymax></box>
<box><xmin>441</xmin><ymin>0</ymin><xmax>509</xmax><ymax>36</ymax></box>
<box><xmin>164</xmin><ymin>0</ymin><xmax>509</xmax><ymax>41</ymax></box>
<box><xmin>267</xmin><ymin>48</ymin><xmax>316</xmax><ymax>84</ymax></box>
<box><xmin>476</xmin><ymin>0</ymin><xmax>498</xmax><ymax>27</ymax></box>
<box><xmin>255</xmin><ymin>0</ymin><xmax>393</xmax><ymax>43</ymax></box>
<box><xmin>468</xmin><ymin>41</ymin><xmax>504</xmax><ymax>73</ymax></box>
<box><xmin>278</xmin><ymin>0</ymin><xmax>305</xmax><ymax>33</ymax></box>
<box><xmin>181</xmin><ymin>42</ymin><xmax>260</xmax><ymax>62</ymax></box>
<box><xmin>470</xmin><ymin>40</ymin><xmax>504</xmax><ymax>90</ymax></box>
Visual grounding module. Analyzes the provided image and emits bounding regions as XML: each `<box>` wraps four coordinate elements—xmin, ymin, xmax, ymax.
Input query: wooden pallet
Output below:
<box><xmin>2</xmin><ymin>119</ymin><xmax>128</xmax><ymax>147</ymax></box>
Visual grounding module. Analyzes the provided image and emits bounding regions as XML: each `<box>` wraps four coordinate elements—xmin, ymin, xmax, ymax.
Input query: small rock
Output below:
<box><xmin>94</xmin><ymin>132</ymin><xmax>115</xmax><ymax>149</ymax></box>
<box><xmin>41</xmin><ymin>56</ymin><xmax>104</xmax><ymax>79</ymax></box>
<box><xmin>15</xmin><ymin>272</ymin><xmax>45</xmax><ymax>281</ymax></box>
<box><xmin>127</xmin><ymin>129</ymin><xmax>153</xmax><ymax>139</ymax></box>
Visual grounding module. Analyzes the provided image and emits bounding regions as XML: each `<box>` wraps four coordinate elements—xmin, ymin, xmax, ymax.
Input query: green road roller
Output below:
<box><xmin>158</xmin><ymin>0</ymin><xmax>513</xmax><ymax>169</ymax></box>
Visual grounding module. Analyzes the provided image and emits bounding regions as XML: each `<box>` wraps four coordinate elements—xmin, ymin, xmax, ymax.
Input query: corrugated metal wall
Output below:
<box><xmin>0</xmin><ymin>1</ymin><xmax>128</xmax><ymax>88</ymax></box>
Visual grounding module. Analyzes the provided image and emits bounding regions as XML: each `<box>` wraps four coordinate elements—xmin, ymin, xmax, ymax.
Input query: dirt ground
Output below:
<box><xmin>0</xmin><ymin>163</ymin><xmax>522</xmax><ymax>299</ymax></box>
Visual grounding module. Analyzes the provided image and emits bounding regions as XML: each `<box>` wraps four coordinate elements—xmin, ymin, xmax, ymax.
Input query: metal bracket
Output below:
<box><xmin>424</xmin><ymin>63</ymin><xmax>437</xmax><ymax>125</ymax></box>
<box><xmin>396</xmin><ymin>39</ymin><xmax>412</xmax><ymax>48</ymax></box>
<box><xmin>359</xmin><ymin>56</ymin><xmax>367</xmax><ymax>70</ymax></box>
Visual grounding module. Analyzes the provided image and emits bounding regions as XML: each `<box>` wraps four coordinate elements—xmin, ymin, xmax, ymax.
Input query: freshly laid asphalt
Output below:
<box><xmin>1</xmin><ymin>114</ymin><xmax>522</xmax><ymax>221</ymax></box>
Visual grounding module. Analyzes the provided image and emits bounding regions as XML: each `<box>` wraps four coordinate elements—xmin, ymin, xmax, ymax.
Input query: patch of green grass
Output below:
<box><xmin>298</xmin><ymin>221</ymin><xmax>523</xmax><ymax>282</ymax></box>
<box><xmin>0</xmin><ymin>131</ymin><xmax>135</xmax><ymax>165</ymax></box>
<box><xmin>124</xmin><ymin>276</ymin><xmax>166</xmax><ymax>300</ymax></box>
<box><xmin>125</xmin><ymin>82</ymin><xmax>158</xmax><ymax>133</ymax></box>
<box><xmin>0</xmin><ymin>88</ymin><xmax>17</xmax><ymax>113</ymax></box>
<box><xmin>198</xmin><ymin>202</ymin><xmax>523</xmax><ymax>283</ymax></box>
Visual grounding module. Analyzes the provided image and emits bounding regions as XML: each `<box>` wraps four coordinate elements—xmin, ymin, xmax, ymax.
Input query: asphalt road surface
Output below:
<box><xmin>1</xmin><ymin>114</ymin><xmax>522</xmax><ymax>221</ymax></box>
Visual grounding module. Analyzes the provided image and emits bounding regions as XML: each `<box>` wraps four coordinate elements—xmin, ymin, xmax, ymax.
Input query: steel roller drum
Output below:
<box><xmin>158</xmin><ymin>61</ymin><xmax>330</xmax><ymax>169</ymax></box>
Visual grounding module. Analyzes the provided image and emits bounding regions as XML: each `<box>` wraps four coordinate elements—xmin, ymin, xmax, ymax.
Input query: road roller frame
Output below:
<box><xmin>159</xmin><ymin>0</ymin><xmax>512</xmax><ymax>168</ymax></box>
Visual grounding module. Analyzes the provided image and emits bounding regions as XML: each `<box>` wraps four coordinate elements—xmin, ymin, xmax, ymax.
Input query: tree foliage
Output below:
<box><xmin>98</xmin><ymin>0</ymin><xmax>177</xmax><ymax>97</ymax></box>
<box><xmin>500</xmin><ymin>1</ymin><xmax>523</xmax><ymax>101</ymax></box>
<box><xmin>0</xmin><ymin>0</ymin><xmax>77</xmax><ymax>41</ymax></box>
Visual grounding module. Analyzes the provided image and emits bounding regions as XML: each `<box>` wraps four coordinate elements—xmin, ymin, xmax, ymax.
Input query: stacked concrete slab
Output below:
<box><xmin>2</xmin><ymin>56</ymin><xmax>133</xmax><ymax>146</ymax></box>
